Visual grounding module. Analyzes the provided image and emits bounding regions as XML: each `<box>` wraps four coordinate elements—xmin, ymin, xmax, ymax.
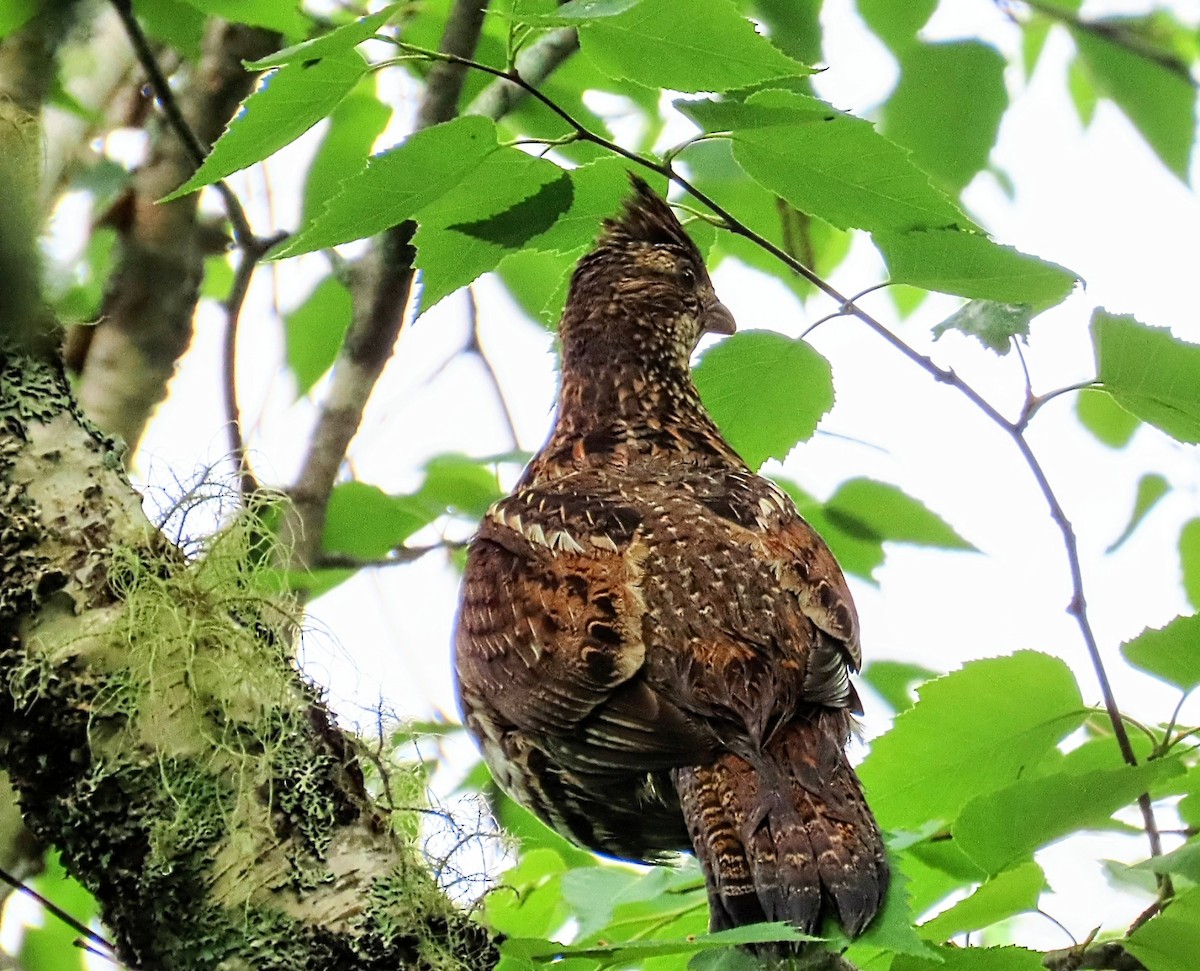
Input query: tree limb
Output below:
<box><xmin>71</xmin><ymin>15</ymin><xmax>278</xmax><ymax>457</ymax></box>
<box><xmin>283</xmin><ymin>0</ymin><xmax>493</xmax><ymax>574</ymax></box>
<box><xmin>0</xmin><ymin>350</ymin><xmax>495</xmax><ymax>970</ymax></box>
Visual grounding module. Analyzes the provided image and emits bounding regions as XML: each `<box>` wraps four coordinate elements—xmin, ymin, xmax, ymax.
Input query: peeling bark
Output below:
<box><xmin>0</xmin><ymin>351</ymin><xmax>496</xmax><ymax>970</ymax></box>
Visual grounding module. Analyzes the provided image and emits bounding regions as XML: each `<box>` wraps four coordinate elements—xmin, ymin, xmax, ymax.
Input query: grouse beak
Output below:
<box><xmin>699</xmin><ymin>298</ymin><xmax>737</xmax><ymax>336</ymax></box>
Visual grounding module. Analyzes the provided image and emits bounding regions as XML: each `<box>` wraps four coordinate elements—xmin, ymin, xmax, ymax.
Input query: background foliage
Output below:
<box><xmin>3</xmin><ymin>0</ymin><xmax>1200</xmax><ymax>969</ymax></box>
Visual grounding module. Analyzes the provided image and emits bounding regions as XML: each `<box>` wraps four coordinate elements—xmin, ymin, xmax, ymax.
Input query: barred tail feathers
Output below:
<box><xmin>675</xmin><ymin>710</ymin><xmax>888</xmax><ymax>937</ymax></box>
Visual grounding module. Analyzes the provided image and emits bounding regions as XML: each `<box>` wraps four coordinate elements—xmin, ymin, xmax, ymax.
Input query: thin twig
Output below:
<box><xmin>108</xmin><ymin>0</ymin><xmax>257</xmax><ymax>246</ymax></box>
<box><xmin>464</xmin><ymin>286</ymin><xmax>521</xmax><ymax>447</ymax></box>
<box><xmin>1018</xmin><ymin>0</ymin><xmax>1197</xmax><ymax>87</ymax></box>
<box><xmin>221</xmin><ymin>231</ymin><xmax>288</xmax><ymax>497</ymax></box>
<box><xmin>387</xmin><ymin>41</ymin><xmax>1168</xmax><ymax>862</ymax></box>
<box><xmin>0</xmin><ymin>865</ymin><xmax>117</xmax><ymax>958</ymax></box>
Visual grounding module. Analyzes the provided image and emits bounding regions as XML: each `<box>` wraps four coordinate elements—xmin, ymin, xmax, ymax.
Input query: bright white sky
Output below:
<box><xmin>44</xmin><ymin>0</ymin><xmax>1199</xmax><ymax>956</ymax></box>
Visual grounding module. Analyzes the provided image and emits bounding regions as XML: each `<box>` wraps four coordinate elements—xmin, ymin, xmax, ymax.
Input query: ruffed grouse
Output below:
<box><xmin>454</xmin><ymin>176</ymin><xmax>889</xmax><ymax>937</ymax></box>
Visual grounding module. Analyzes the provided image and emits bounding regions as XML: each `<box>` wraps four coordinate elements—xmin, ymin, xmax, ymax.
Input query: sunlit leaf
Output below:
<box><xmin>861</xmin><ymin>660</ymin><xmax>941</xmax><ymax>714</ymax></box>
<box><xmin>1107</xmin><ymin>473</ymin><xmax>1170</xmax><ymax>552</ymax></box>
<box><xmin>578</xmin><ymin>0</ymin><xmax>813</xmax><ymax>93</ymax></box>
<box><xmin>882</xmin><ymin>41</ymin><xmax>1007</xmax><ymax>195</ymax></box>
<box><xmin>858</xmin><ymin>652</ymin><xmax>1087</xmax><ymax>830</ymax></box>
<box><xmin>893</xmin><ymin>944</ymin><xmax>1045</xmax><ymax>971</ymax></box>
<box><xmin>322</xmin><ymin>482</ymin><xmax>431</xmax><ymax>558</ymax></box>
<box><xmin>284</xmin><ymin>274</ymin><xmax>352</xmax><ymax>396</ymax></box>
<box><xmin>877</xmin><ymin>229</ymin><xmax>1078</xmax><ymax>311</ymax></box>
<box><xmin>1092</xmin><ymin>310</ymin><xmax>1200</xmax><ymax>444</ymax></box>
<box><xmin>825</xmin><ymin>478</ymin><xmax>976</xmax><ymax>552</ymax></box>
<box><xmin>245</xmin><ymin>4</ymin><xmax>401</xmax><ymax>68</ymax></box>
<box><xmin>302</xmin><ymin>87</ymin><xmax>391</xmax><ymax>225</ymax></box>
<box><xmin>679</xmin><ymin>90</ymin><xmax>972</xmax><ymax>234</ymax></box>
<box><xmin>180</xmin><ymin>0</ymin><xmax>308</xmax><ymax>36</ymax></box>
<box><xmin>954</xmin><ymin>760</ymin><xmax>1181</xmax><ymax>874</ymax></box>
<box><xmin>1127</xmin><ymin>886</ymin><xmax>1200</xmax><ymax>971</ymax></box>
<box><xmin>1121</xmin><ymin>613</ymin><xmax>1200</xmax><ymax>692</ymax></box>
<box><xmin>1182</xmin><ymin>518</ymin><xmax>1200</xmax><ymax>609</ymax></box>
<box><xmin>918</xmin><ymin>862</ymin><xmax>1045</xmax><ymax>941</ymax></box>
<box><xmin>855</xmin><ymin>0</ymin><xmax>935</xmax><ymax>53</ymax></box>
<box><xmin>693</xmin><ymin>331</ymin><xmax>834</xmax><ymax>470</ymax></box>
<box><xmin>274</xmin><ymin>115</ymin><xmax>500</xmax><ymax>258</ymax></box>
<box><xmin>1072</xmin><ymin>23</ymin><xmax>1196</xmax><ymax>181</ymax></box>
<box><xmin>1076</xmin><ymin>387</ymin><xmax>1139</xmax><ymax>447</ymax></box>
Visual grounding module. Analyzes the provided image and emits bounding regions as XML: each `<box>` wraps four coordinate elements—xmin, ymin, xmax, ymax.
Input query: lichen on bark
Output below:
<box><xmin>0</xmin><ymin>352</ymin><xmax>495</xmax><ymax>970</ymax></box>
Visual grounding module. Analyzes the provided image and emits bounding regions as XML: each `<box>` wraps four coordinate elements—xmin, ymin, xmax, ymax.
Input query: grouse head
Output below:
<box><xmin>560</xmin><ymin>176</ymin><xmax>736</xmax><ymax>375</ymax></box>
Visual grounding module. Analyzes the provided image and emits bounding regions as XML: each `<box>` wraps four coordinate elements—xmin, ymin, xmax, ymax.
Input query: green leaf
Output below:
<box><xmin>1092</xmin><ymin>310</ymin><xmax>1200</xmax><ymax>444</ymax></box>
<box><xmin>861</xmin><ymin>660</ymin><xmax>941</xmax><ymax>714</ymax></box>
<box><xmin>179</xmin><ymin>0</ymin><xmax>308</xmax><ymax>36</ymax></box>
<box><xmin>322</xmin><ymin>482</ymin><xmax>432</xmax><ymax>558</ymax></box>
<box><xmin>166</xmin><ymin>52</ymin><xmax>367</xmax><ymax>201</ymax></box>
<box><xmin>684</xmin><ymin>138</ymin><xmax>851</xmax><ymax>300</ymax></box>
<box><xmin>415</xmin><ymin>153</ymin><xmax>570</xmax><ymax>313</ymax></box>
<box><xmin>505</xmin><ymin>922</ymin><xmax>814</xmax><ymax>961</ymax></box>
<box><xmin>415</xmin><ymin>454</ymin><xmax>502</xmax><ymax>519</ymax></box>
<box><xmin>561</xmin><ymin>866</ymin><xmax>678</xmax><ymax>936</ymax></box>
<box><xmin>1127</xmin><ymin>886</ymin><xmax>1200</xmax><ymax>971</ymax></box>
<box><xmin>855</xmin><ymin>0</ymin><xmax>935</xmax><ymax>53</ymax></box>
<box><xmin>858</xmin><ymin>652</ymin><xmax>1087</xmax><ymax>830</ymax></box>
<box><xmin>679</xmin><ymin>90</ymin><xmax>972</xmax><ymax>234</ymax></box>
<box><xmin>876</xmin><ymin>228</ymin><xmax>1078</xmax><ymax>311</ymax></box>
<box><xmin>302</xmin><ymin>87</ymin><xmax>391</xmax><ymax>225</ymax></box>
<box><xmin>1072</xmin><ymin>24</ymin><xmax>1196</xmax><ymax>181</ymax></box>
<box><xmin>245</xmin><ymin>5</ymin><xmax>401</xmax><ymax>69</ymax></box>
<box><xmin>274</xmin><ymin>115</ymin><xmax>500</xmax><ymax>258</ymax></box>
<box><xmin>514</xmin><ymin>0</ymin><xmax>643</xmax><ymax>23</ymax></box>
<box><xmin>1067</xmin><ymin>57</ymin><xmax>1098</xmax><ymax>127</ymax></box>
<box><xmin>485</xmin><ymin>847</ymin><xmax>571</xmax><ymax>938</ymax></box>
<box><xmin>525</xmin><ymin>155</ymin><xmax>632</xmax><ymax>256</ymax></box>
<box><xmin>579</xmin><ymin>0</ymin><xmax>813</xmax><ymax>93</ymax></box>
<box><xmin>1182</xmin><ymin>518</ymin><xmax>1200</xmax><ymax>609</ymax></box>
<box><xmin>0</xmin><ymin>0</ymin><xmax>36</xmax><ymax>38</ymax></box>
<box><xmin>1075</xmin><ymin>387</ymin><xmax>1139</xmax><ymax>447</ymax></box>
<box><xmin>893</xmin><ymin>944</ymin><xmax>1045</xmax><ymax>971</ymax></box>
<box><xmin>132</xmin><ymin>0</ymin><xmax>206</xmax><ymax>59</ymax></box>
<box><xmin>825</xmin><ymin>478</ymin><xmax>976</xmax><ymax>552</ymax></box>
<box><xmin>779</xmin><ymin>480</ymin><xmax>886</xmax><ymax>581</ymax></box>
<box><xmin>954</xmin><ymin>760</ymin><xmax>1180</xmax><ymax>874</ymax></box>
<box><xmin>751</xmin><ymin>0</ymin><xmax>823</xmax><ymax>65</ymax></box>
<box><xmin>919</xmin><ymin>862</ymin><xmax>1045</xmax><ymax>941</ymax></box>
<box><xmin>1135</xmin><ymin>840</ymin><xmax>1200</xmax><ymax>881</ymax></box>
<box><xmin>497</xmin><ymin>248</ymin><xmax>576</xmax><ymax>327</ymax></box>
<box><xmin>882</xmin><ymin>41</ymin><xmax>1008</xmax><ymax>195</ymax></box>
<box><xmin>18</xmin><ymin>854</ymin><xmax>97</xmax><ymax>971</ymax></box>
<box><xmin>1121</xmin><ymin>613</ymin><xmax>1200</xmax><ymax>692</ymax></box>
<box><xmin>1107</xmin><ymin>473</ymin><xmax>1170</xmax><ymax>553</ymax></box>
<box><xmin>932</xmin><ymin>301</ymin><xmax>1034</xmax><ymax>355</ymax></box>
<box><xmin>693</xmin><ymin>331</ymin><xmax>834</xmax><ymax>470</ymax></box>
<box><xmin>285</xmin><ymin>275</ymin><xmax>353</xmax><ymax>396</ymax></box>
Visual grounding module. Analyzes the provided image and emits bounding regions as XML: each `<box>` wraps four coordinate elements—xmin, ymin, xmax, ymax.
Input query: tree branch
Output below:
<box><xmin>1018</xmin><ymin>0</ymin><xmax>1197</xmax><ymax>86</ymax></box>
<box><xmin>0</xmin><ymin>352</ymin><xmax>495</xmax><ymax>970</ymax></box>
<box><xmin>464</xmin><ymin>27</ymin><xmax>580</xmax><ymax>119</ymax></box>
<box><xmin>1043</xmin><ymin>941</ymin><xmax>1146</xmax><ymax>971</ymax></box>
<box><xmin>74</xmin><ymin>11</ymin><xmax>279</xmax><ymax>458</ymax></box>
<box><xmin>284</xmin><ymin>0</ymin><xmax>495</xmax><ymax>574</ymax></box>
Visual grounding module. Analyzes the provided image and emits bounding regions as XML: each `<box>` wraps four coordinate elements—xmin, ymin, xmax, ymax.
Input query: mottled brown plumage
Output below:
<box><xmin>454</xmin><ymin>176</ymin><xmax>888</xmax><ymax>937</ymax></box>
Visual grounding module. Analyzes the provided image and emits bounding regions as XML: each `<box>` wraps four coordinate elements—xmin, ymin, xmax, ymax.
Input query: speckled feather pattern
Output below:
<box><xmin>454</xmin><ymin>177</ymin><xmax>889</xmax><ymax>937</ymax></box>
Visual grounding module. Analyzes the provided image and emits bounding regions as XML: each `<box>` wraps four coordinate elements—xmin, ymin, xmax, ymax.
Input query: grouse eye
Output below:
<box><xmin>679</xmin><ymin>265</ymin><xmax>697</xmax><ymax>288</ymax></box>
